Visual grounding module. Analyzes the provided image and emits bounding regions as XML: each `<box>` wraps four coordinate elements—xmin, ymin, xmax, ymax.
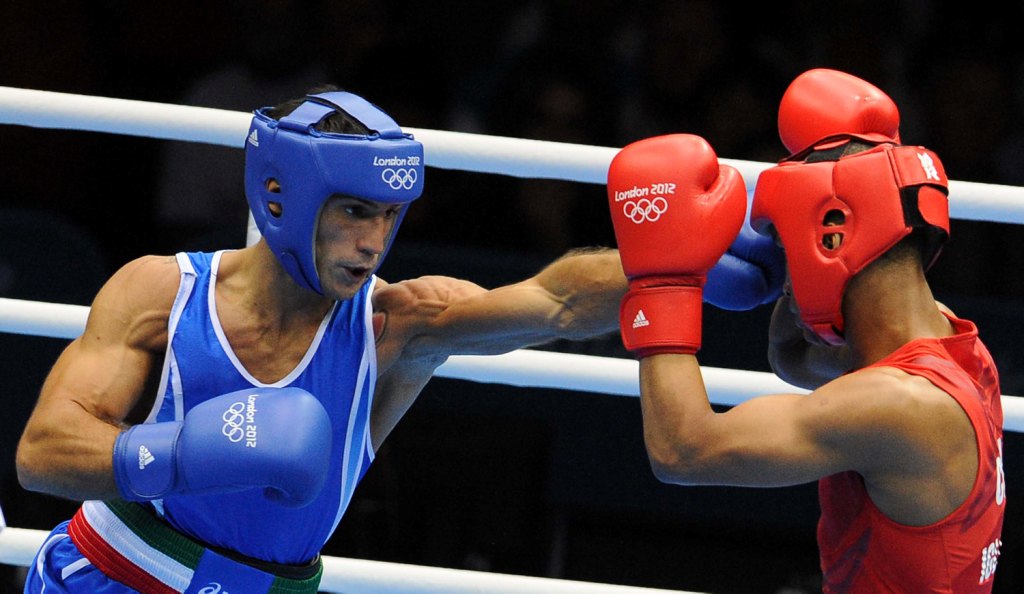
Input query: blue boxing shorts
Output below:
<box><xmin>23</xmin><ymin>520</ymin><xmax>136</xmax><ymax>593</ymax></box>
<box><xmin>22</xmin><ymin>501</ymin><xmax>322</xmax><ymax>594</ymax></box>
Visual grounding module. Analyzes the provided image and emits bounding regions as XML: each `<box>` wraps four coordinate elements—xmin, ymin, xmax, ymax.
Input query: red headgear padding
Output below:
<box><xmin>750</xmin><ymin>139</ymin><xmax>950</xmax><ymax>345</ymax></box>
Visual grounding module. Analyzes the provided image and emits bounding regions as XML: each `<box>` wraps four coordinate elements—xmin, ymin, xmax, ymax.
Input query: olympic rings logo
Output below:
<box><xmin>381</xmin><ymin>167</ymin><xmax>418</xmax><ymax>190</ymax></box>
<box><xmin>221</xmin><ymin>402</ymin><xmax>246</xmax><ymax>443</ymax></box>
<box><xmin>622</xmin><ymin>197</ymin><xmax>668</xmax><ymax>223</ymax></box>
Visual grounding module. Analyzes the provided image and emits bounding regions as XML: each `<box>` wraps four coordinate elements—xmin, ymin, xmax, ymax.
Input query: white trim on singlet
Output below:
<box><xmin>362</xmin><ymin>276</ymin><xmax>378</xmax><ymax>466</ymax></box>
<box><xmin>206</xmin><ymin>250</ymin><xmax>337</xmax><ymax>388</ymax></box>
<box><xmin>328</xmin><ymin>276</ymin><xmax>378</xmax><ymax>534</ymax></box>
<box><xmin>144</xmin><ymin>253</ymin><xmax>197</xmax><ymax>424</ymax></box>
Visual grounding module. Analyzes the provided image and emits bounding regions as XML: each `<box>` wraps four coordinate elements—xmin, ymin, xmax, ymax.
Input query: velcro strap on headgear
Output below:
<box><xmin>307</xmin><ymin>92</ymin><xmax>405</xmax><ymax>138</ymax></box>
<box><xmin>887</xmin><ymin>145</ymin><xmax>950</xmax><ymax>233</ymax></box>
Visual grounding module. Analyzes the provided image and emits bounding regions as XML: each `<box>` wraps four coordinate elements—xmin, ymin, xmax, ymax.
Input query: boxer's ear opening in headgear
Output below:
<box><xmin>244</xmin><ymin>87</ymin><xmax>425</xmax><ymax>295</ymax></box>
<box><xmin>266</xmin><ymin>179</ymin><xmax>283</xmax><ymax>217</ymax></box>
<box><xmin>822</xmin><ymin>209</ymin><xmax>845</xmax><ymax>250</ymax></box>
<box><xmin>750</xmin><ymin>136</ymin><xmax>950</xmax><ymax>346</ymax></box>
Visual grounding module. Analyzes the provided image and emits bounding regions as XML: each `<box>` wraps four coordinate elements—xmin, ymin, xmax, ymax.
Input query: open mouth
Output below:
<box><xmin>342</xmin><ymin>265</ymin><xmax>372</xmax><ymax>282</ymax></box>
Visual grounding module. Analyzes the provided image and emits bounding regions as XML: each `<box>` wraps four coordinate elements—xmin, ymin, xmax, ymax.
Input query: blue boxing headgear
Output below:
<box><xmin>244</xmin><ymin>91</ymin><xmax>424</xmax><ymax>294</ymax></box>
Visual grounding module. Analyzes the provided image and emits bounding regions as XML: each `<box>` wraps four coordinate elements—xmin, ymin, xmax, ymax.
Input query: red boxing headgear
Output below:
<box><xmin>750</xmin><ymin>139</ymin><xmax>950</xmax><ymax>345</ymax></box>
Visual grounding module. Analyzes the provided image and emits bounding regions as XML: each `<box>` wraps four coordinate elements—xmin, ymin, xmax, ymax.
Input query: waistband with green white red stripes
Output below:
<box><xmin>68</xmin><ymin>499</ymin><xmax>322</xmax><ymax>594</ymax></box>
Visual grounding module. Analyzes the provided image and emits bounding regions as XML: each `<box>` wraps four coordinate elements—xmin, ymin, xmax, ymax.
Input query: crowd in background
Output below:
<box><xmin>1</xmin><ymin>1</ymin><xmax>1023</xmax><ymax>291</ymax></box>
<box><xmin>1</xmin><ymin>2</ymin><xmax>1023</xmax><ymax>592</ymax></box>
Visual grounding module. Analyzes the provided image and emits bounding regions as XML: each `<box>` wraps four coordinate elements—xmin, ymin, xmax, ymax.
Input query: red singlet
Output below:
<box><xmin>818</xmin><ymin>314</ymin><xmax>1005</xmax><ymax>593</ymax></box>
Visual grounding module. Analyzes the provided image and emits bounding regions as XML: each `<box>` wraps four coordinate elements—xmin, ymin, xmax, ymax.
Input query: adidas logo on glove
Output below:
<box><xmin>137</xmin><ymin>445</ymin><xmax>155</xmax><ymax>470</ymax></box>
<box><xmin>632</xmin><ymin>309</ymin><xmax>650</xmax><ymax>329</ymax></box>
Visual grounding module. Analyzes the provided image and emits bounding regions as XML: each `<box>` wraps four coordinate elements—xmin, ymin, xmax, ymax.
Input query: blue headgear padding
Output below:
<box><xmin>244</xmin><ymin>91</ymin><xmax>424</xmax><ymax>294</ymax></box>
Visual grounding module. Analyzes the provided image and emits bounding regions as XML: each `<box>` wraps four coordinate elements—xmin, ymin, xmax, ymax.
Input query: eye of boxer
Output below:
<box><xmin>822</xmin><ymin>209</ymin><xmax>845</xmax><ymax>250</ymax></box>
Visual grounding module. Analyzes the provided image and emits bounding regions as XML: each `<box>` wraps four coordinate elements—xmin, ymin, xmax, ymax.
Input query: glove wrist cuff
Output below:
<box><xmin>113</xmin><ymin>421</ymin><xmax>183</xmax><ymax>501</ymax></box>
<box><xmin>620</xmin><ymin>285</ymin><xmax>702</xmax><ymax>356</ymax></box>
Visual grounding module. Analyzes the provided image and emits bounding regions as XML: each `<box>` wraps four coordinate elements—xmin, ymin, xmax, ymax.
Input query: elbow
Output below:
<box><xmin>16</xmin><ymin>441</ymin><xmax>47</xmax><ymax>493</ymax></box>
<box><xmin>647</xmin><ymin>456</ymin><xmax>689</xmax><ymax>486</ymax></box>
<box><xmin>16</xmin><ymin>428</ymin><xmax>59</xmax><ymax>494</ymax></box>
<box><xmin>642</xmin><ymin>409</ymin><xmax>724</xmax><ymax>485</ymax></box>
<box><xmin>643</xmin><ymin>437</ymin><xmax>714</xmax><ymax>486</ymax></box>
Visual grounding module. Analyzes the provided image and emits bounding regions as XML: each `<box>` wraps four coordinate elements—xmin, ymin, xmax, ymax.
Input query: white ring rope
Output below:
<box><xmin>1</xmin><ymin>86</ymin><xmax>1024</xmax><ymax>224</ymax></box>
<box><xmin>2</xmin><ymin>296</ymin><xmax>1023</xmax><ymax>433</ymax></box>
<box><xmin>0</xmin><ymin>527</ymin><xmax>699</xmax><ymax>594</ymax></box>
<box><xmin>0</xmin><ymin>86</ymin><xmax>1022</xmax><ymax>592</ymax></box>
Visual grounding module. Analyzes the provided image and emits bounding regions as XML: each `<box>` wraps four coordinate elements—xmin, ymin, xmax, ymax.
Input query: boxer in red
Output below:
<box><xmin>608</xmin><ymin>69</ymin><xmax>1005</xmax><ymax>592</ymax></box>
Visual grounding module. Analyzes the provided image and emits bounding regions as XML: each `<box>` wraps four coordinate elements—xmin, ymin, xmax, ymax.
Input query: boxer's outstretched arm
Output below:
<box><xmin>16</xmin><ymin>256</ymin><xmax>177</xmax><ymax>501</ymax></box>
<box><xmin>400</xmin><ymin>233</ymin><xmax>782</xmax><ymax>358</ymax></box>
<box><xmin>367</xmin><ymin>248</ymin><xmax>625</xmax><ymax>450</ymax></box>
<box><xmin>368</xmin><ymin>232</ymin><xmax>781</xmax><ymax>447</ymax></box>
<box><xmin>394</xmin><ymin>247</ymin><xmax>627</xmax><ymax>361</ymax></box>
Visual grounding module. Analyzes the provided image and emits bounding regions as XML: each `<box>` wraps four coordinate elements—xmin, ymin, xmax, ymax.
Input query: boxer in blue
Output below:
<box><xmin>16</xmin><ymin>87</ymin><xmax>783</xmax><ymax>593</ymax></box>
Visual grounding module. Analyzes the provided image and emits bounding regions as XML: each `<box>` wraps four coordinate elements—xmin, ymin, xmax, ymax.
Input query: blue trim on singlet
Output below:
<box><xmin>147</xmin><ymin>250</ymin><xmax>377</xmax><ymax>564</ymax></box>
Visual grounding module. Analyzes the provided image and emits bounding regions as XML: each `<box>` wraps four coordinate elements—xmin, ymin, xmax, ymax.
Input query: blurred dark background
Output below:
<box><xmin>1</xmin><ymin>1</ymin><xmax>1023</xmax><ymax>592</ymax></box>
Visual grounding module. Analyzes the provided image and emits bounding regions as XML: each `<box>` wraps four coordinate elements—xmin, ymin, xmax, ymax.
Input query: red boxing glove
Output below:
<box><xmin>607</xmin><ymin>134</ymin><xmax>746</xmax><ymax>356</ymax></box>
<box><xmin>779</xmin><ymin>68</ymin><xmax>900</xmax><ymax>154</ymax></box>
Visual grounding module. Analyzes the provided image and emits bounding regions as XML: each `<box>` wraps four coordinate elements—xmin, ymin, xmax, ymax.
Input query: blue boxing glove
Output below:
<box><xmin>113</xmin><ymin>387</ymin><xmax>331</xmax><ymax>508</ymax></box>
<box><xmin>704</xmin><ymin>220</ymin><xmax>786</xmax><ymax>311</ymax></box>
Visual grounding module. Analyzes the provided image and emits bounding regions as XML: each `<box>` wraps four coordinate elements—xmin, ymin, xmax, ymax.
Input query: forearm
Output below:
<box><xmin>409</xmin><ymin>249</ymin><xmax>625</xmax><ymax>357</ymax></box>
<box><xmin>533</xmin><ymin>247</ymin><xmax>627</xmax><ymax>340</ymax></box>
<box><xmin>638</xmin><ymin>354</ymin><xmax>717</xmax><ymax>483</ymax></box>
<box><xmin>17</xmin><ymin>400</ymin><xmax>121</xmax><ymax>501</ymax></box>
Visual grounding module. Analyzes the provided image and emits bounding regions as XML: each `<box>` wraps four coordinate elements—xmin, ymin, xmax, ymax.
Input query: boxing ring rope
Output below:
<box><xmin>0</xmin><ymin>527</ymin><xmax>695</xmax><ymax>594</ymax></box>
<box><xmin>1</xmin><ymin>85</ymin><xmax>1023</xmax><ymax>592</ymax></box>
<box><xmin>2</xmin><ymin>85</ymin><xmax>1024</xmax><ymax>224</ymax></box>
<box><xmin>1</xmin><ymin>295</ymin><xmax>1022</xmax><ymax>428</ymax></box>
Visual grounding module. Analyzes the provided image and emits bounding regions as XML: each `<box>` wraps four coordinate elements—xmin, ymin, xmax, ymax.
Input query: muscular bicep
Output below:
<box><xmin>680</xmin><ymin>393</ymin><xmax>853</xmax><ymax>487</ymax></box>
<box><xmin>16</xmin><ymin>256</ymin><xmax>177</xmax><ymax>499</ymax></box>
<box><xmin>643</xmin><ymin>359</ymin><xmax>897</xmax><ymax>488</ymax></box>
<box><xmin>39</xmin><ymin>336</ymin><xmax>153</xmax><ymax>427</ymax></box>
<box><xmin>51</xmin><ymin>257</ymin><xmax>177</xmax><ymax>419</ymax></box>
